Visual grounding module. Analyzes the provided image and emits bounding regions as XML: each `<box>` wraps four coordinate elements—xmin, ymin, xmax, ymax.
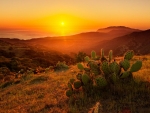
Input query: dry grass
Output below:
<box><xmin>133</xmin><ymin>55</ymin><xmax>150</xmax><ymax>82</ymax></box>
<box><xmin>0</xmin><ymin>55</ymin><xmax>150</xmax><ymax>113</ymax></box>
<box><xmin>0</xmin><ymin>66</ymin><xmax>79</xmax><ymax>113</ymax></box>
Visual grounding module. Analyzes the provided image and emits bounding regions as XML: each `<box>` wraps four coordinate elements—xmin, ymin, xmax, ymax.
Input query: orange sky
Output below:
<box><xmin>1</xmin><ymin>0</ymin><xmax>150</xmax><ymax>37</ymax></box>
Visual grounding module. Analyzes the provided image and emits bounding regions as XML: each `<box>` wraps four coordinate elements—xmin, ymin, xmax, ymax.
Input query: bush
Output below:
<box><xmin>54</xmin><ymin>61</ymin><xmax>69</xmax><ymax>72</ymax></box>
<box><xmin>75</xmin><ymin>51</ymin><xmax>87</xmax><ymax>63</ymax></box>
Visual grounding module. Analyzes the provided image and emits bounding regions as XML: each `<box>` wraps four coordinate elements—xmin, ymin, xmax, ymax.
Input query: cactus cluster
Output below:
<box><xmin>65</xmin><ymin>49</ymin><xmax>142</xmax><ymax>98</ymax></box>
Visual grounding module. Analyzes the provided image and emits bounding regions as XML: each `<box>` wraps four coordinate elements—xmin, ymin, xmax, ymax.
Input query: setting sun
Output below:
<box><xmin>1</xmin><ymin>0</ymin><xmax>150</xmax><ymax>37</ymax></box>
<box><xmin>61</xmin><ymin>22</ymin><xmax>65</xmax><ymax>26</ymax></box>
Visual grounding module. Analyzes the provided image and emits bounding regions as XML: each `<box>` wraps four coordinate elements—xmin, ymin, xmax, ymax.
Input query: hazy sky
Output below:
<box><xmin>1</xmin><ymin>0</ymin><xmax>150</xmax><ymax>36</ymax></box>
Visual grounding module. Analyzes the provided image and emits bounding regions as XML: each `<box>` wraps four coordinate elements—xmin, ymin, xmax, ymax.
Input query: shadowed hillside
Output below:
<box><xmin>0</xmin><ymin>26</ymin><xmax>140</xmax><ymax>54</ymax></box>
<box><xmin>97</xmin><ymin>26</ymin><xmax>140</xmax><ymax>34</ymax></box>
<box><xmin>93</xmin><ymin>29</ymin><xmax>150</xmax><ymax>56</ymax></box>
<box><xmin>0</xmin><ymin>40</ymin><xmax>75</xmax><ymax>77</ymax></box>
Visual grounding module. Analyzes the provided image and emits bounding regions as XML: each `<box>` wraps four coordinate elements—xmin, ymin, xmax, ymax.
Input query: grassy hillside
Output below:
<box><xmin>0</xmin><ymin>55</ymin><xmax>150</xmax><ymax>113</ymax></box>
<box><xmin>0</xmin><ymin>66</ymin><xmax>79</xmax><ymax>113</ymax></box>
<box><xmin>0</xmin><ymin>42</ymin><xmax>75</xmax><ymax>82</ymax></box>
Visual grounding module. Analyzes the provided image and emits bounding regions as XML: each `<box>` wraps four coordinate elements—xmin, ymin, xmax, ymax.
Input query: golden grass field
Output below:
<box><xmin>0</xmin><ymin>55</ymin><xmax>150</xmax><ymax>113</ymax></box>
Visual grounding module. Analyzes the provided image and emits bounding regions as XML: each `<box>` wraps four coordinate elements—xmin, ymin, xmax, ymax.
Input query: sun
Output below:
<box><xmin>61</xmin><ymin>21</ymin><xmax>65</xmax><ymax>26</ymax></box>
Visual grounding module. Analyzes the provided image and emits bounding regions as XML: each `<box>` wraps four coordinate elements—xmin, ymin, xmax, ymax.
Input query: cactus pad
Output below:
<box><xmin>130</xmin><ymin>60</ymin><xmax>142</xmax><ymax>72</ymax></box>
<box><xmin>73</xmin><ymin>80</ymin><xmax>82</xmax><ymax>89</ymax></box>
<box><xmin>120</xmin><ymin>71</ymin><xmax>130</xmax><ymax>78</ymax></box>
<box><xmin>124</xmin><ymin>50</ymin><xmax>134</xmax><ymax>60</ymax></box>
<box><xmin>101</xmin><ymin>48</ymin><xmax>104</xmax><ymax>58</ymax></box>
<box><xmin>84</xmin><ymin>56</ymin><xmax>90</xmax><ymax>62</ymax></box>
<box><xmin>77</xmin><ymin>63</ymin><xmax>84</xmax><ymax>70</ymax></box>
<box><xmin>76</xmin><ymin>73</ymin><xmax>82</xmax><ymax>80</ymax></box>
<box><xmin>89</xmin><ymin>61</ymin><xmax>101</xmax><ymax>76</ymax></box>
<box><xmin>82</xmin><ymin>74</ymin><xmax>90</xmax><ymax>85</ymax></box>
<box><xmin>110</xmin><ymin>73</ymin><xmax>119</xmax><ymax>83</ymax></box>
<box><xmin>69</xmin><ymin>78</ymin><xmax>75</xmax><ymax>84</ymax></box>
<box><xmin>84</xmin><ymin>67</ymin><xmax>90</xmax><ymax>72</ymax></box>
<box><xmin>91</xmin><ymin>50</ymin><xmax>96</xmax><ymax>59</ymax></box>
<box><xmin>95</xmin><ymin>76</ymin><xmax>107</xmax><ymax>88</ymax></box>
<box><xmin>101</xmin><ymin>61</ymin><xmax>110</xmax><ymax>75</ymax></box>
<box><xmin>66</xmin><ymin>89</ymin><xmax>73</xmax><ymax>97</ymax></box>
<box><xmin>108</xmin><ymin>50</ymin><xmax>113</xmax><ymax>62</ymax></box>
<box><xmin>68</xmin><ymin>82</ymin><xmax>73</xmax><ymax>90</ymax></box>
<box><xmin>109</xmin><ymin>61</ymin><xmax>120</xmax><ymax>74</ymax></box>
<box><xmin>119</xmin><ymin>59</ymin><xmax>130</xmax><ymax>71</ymax></box>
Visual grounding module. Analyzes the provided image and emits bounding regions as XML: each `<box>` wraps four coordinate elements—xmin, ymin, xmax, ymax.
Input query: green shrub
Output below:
<box><xmin>54</xmin><ymin>61</ymin><xmax>69</xmax><ymax>72</ymax></box>
<box><xmin>75</xmin><ymin>51</ymin><xmax>87</xmax><ymax>63</ymax></box>
<box><xmin>29</xmin><ymin>76</ymin><xmax>48</xmax><ymax>84</ymax></box>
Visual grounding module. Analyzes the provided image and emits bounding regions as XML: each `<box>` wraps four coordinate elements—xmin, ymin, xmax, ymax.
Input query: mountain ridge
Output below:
<box><xmin>92</xmin><ymin>29</ymin><xmax>150</xmax><ymax>55</ymax></box>
<box><xmin>0</xmin><ymin>26</ymin><xmax>149</xmax><ymax>55</ymax></box>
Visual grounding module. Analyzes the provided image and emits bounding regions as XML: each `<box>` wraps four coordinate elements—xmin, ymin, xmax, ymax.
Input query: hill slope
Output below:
<box><xmin>94</xmin><ymin>29</ymin><xmax>150</xmax><ymax>55</ymax></box>
<box><xmin>0</xmin><ymin>57</ymin><xmax>150</xmax><ymax>113</ymax></box>
<box><xmin>0</xmin><ymin>26</ymin><xmax>140</xmax><ymax>54</ymax></box>
<box><xmin>97</xmin><ymin>26</ymin><xmax>141</xmax><ymax>39</ymax></box>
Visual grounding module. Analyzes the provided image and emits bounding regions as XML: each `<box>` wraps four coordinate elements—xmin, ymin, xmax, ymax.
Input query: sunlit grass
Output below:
<box><xmin>0</xmin><ymin>65</ymin><xmax>79</xmax><ymax>113</ymax></box>
<box><xmin>133</xmin><ymin>55</ymin><xmax>150</xmax><ymax>82</ymax></box>
<box><xmin>0</xmin><ymin>56</ymin><xmax>150</xmax><ymax>113</ymax></box>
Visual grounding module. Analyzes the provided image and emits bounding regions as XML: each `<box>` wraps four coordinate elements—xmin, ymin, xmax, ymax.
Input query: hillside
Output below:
<box><xmin>0</xmin><ymin>55</ymin><xmax>150</xmax><ymax>113</ymax></box>
<box><xmin>97</xmin><ymin>26</ymin><xmax>140</xmax><ymax>33</ymax></box>
<box><xmin>0</xmin><ymin>26</ymin><xmax>140</xmax><ymax>54</ymax></box>
<box><xmin>93</xmin><ymin>29</ymin><xmax>150</xmax><ymax>56</ymax></box>
<box><xmin>97</xmin><ymin>26</ymin><xmax>141</xmax><ymax>39</ymax></box>
<box><xmin>0</xmin><ymin>40</ymin><xmax>75</xmax><ymax>77</ymax></box>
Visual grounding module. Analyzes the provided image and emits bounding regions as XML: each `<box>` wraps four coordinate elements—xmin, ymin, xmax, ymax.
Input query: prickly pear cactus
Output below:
<box><xmin>109</xmin><ymin>61</ymin><xmax>120</xmax><ymax>75</ymax></box>
<box><xmin>101</xmin><ymin>61</ymin><xmax>110</xmax><ymax>75</ymax></box>
<box><xmin>84</xmin><ymin>56</ymin><xmax>90</xmax><ymax>62</ymax></box>
<box><xmin>108</xmin><ymin>50</ymin><xmax>113</xmax><ymax>62</ymax></box>
<box><xmin>101</xmin><ymin>48</ymin><xmax>104</xmax><ymax>58</ymax></box>
<box><xmin>95</xmin><ymin>76</ymin><xmax>107</xmax><ymax>88</ymax></box>
<box><xmin>68</xmin><ymin>82</ymin><xmax>73</xmax><ymax>90</ymax></box>
<box><xmin>69</xmin><ymin>78</ymin><xmax>75</xmax><ymax>84</ymax></box>
<box><xmin>119</xmin><ymin>59</ymin><xmax>130</xmax><ymax>71</ymax></box>
<box><xmin>66</xmin><ymin>89</ymin><xmax>73</xmax><ymax>97</ymax></box>
<box><xmin>110</xmin><ymin>73</ymin><xmax>119</xmax><ymax>84</ymax></box>
<box><xmin>77</xmin><ymin>63</ymin><xmax>84</xmax><ymax>70</ymax></box>
<box><xmin>73</xmin><ymin>80</ymin><xmax>82</xmax><ymax>89</ymax></box>
<box><xmin>130</xmin><ymin>60</ymin><xmax>142</xmax><ymax>72</ymax></box>
<box><xmin>82</xmin><ymin>74</ymin><xmax>90</xmax><ymax>85</ymax></box>
<box><xmin>120</xmin><ymin>71</ymin><xmax>130</xmax><ymax>78</ymax></box>
<box><xmin>124</xmin><ymin>50</ymin><xmax>134</xmax><ymax>60</ymax></box>
<box><xmin>76</xmin><ymin>73</ymin><xmax>82</xmax><ymax>80</ymax></box>
<box><xmin>88</xmin><ymin>61</ymin><xmax>100</xmax><ymax>76</ymax></box>
<box><xmin>65</xmin><ymin>49</ymin><xmax>143</xmax><ymax>102</ymax></box>
<box><xmin>84</xmin><ymin>67</ymin><xmax>90</xmax><ymax>72</ymax></box>
<box><xmin>91</xmin><ymin>50</ymin><xmax>96</xmax><ymax>60</ymax></box>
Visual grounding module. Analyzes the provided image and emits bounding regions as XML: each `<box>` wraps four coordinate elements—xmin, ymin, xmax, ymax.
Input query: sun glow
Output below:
<box><xmin>61</xmin><ymin>22</ymin><xmax>65</xmax><ymax>26</ymax></box>
<box><xmin>40</xmin><ymin>14</ymin><xmax>97</xmax><ymax>36</ymax></box>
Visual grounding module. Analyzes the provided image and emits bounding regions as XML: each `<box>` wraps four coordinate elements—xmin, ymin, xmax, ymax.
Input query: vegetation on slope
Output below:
<box><xmin>0</xmin><ymin>50</ymin><xmax>150</xmax><ymax>113</ymax></box>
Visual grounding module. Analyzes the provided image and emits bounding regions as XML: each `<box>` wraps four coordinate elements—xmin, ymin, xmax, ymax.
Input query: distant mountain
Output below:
<box><xmin>21</xmin><ymin>32</ymin><xmax>119</xmax><ymax>53</ymax></box>
<box><xmin>0</xmin><ymin>26</ymin><xmax>145</xmax><ymax>54</ymax></box>
<box><xmin>97</xmin><ymin>26</ymin><xmax>140</xmax><ymax>32</ymax></box>
<box><xmin>20</xmin><ymin>26</ymin><xmax>140</xmax><ymax>53</ymax></box>
<box><xmin>93</xmin><ymin>29</ymin><xmax>150</xmax><ymax>55</ymax></box>
<box><xmin>97</xmin><ymin>26</ymin><xmax>141</xmax><ymax>39</ymax></box>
